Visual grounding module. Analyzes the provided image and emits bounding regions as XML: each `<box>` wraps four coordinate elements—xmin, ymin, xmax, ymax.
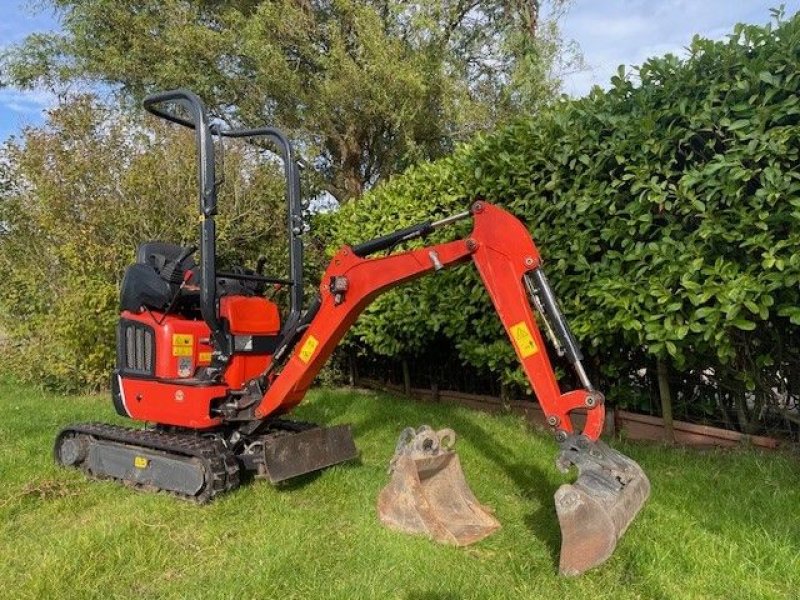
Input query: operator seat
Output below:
<box><xmin>120</xmin><ymin>241</ymin><xmax>268</xmax><ymax>315</ymax></box>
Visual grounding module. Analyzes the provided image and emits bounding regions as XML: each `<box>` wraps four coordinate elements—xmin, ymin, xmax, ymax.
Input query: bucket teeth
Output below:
<box><xmin>377</xmin><ymin>426</ymin><xmax>500</xmax><ymax>546</ymax></box>
<box><xmin>555</xmin><ymin>435</ymin><xmax>650</xmax><ymax>576</ymax></box>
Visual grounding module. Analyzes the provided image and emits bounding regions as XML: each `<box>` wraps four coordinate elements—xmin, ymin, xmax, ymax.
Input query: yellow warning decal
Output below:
<box><xmin>134</xmin><ymin>456</ymin><xmax>149</xmax><ymax>469</ymax></box>
<box><xmin>173</xmin><ymin>334</ymin><xmax>193</xmax><ymax>346</ymax></box>
<box><xmin>510</xmin><ymin>321</ymin><xmax>538</xmax><ymax>358</ymax></box>
<box><xmin>172</xmin><ymin>334</ymin><xmax>194</xmax><ymax>357</ymax></box>
<box><xmin>298</xmin><ymin>335</ymin><xmax>319</xmax><ymax>364</ymax></box>
<box><xmin>198</xmin><ymin>351</ymin><xmax>212</xmax><ymax>363</ymax></box>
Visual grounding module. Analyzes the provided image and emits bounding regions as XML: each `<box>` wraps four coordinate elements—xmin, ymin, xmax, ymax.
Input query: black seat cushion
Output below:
<box><xmin>137</xmin><ymin>241</ymin><xmax>199</xmax><ymax>285</ymax></box>
<box><xmin>121</xmin><ymin>241</ymin><xmax>262</xmax><ymax>313</ymax></box>
<box><xmin>119</xmin><ymin>241</ymin><xmax>200</xmax><ymax>313</ymax></box>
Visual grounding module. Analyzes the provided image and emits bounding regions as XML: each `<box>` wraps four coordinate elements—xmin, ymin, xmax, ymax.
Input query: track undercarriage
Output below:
<box><xmin>54</xmin><ymin>420</ymin><xmax>358</xmax><ymax>502</ymax></box>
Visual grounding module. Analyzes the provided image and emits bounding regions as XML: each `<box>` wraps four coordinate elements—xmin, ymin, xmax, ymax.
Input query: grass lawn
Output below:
<box><xmin>1</xmin><ymin>380</ymin><xmax>798</xmax><ymax>599</ymax></box>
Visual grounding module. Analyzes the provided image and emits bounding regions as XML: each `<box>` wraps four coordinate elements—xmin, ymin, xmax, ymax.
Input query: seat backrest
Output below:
<box><xmin>137</xmin><ymin>241</ymin><xmax>191</xmax><ymax>267</ymax></box>
<box><xmin>119</xmin><ymin>263</ymin><xmax>172</xmax><ymax>312</ymax></box>
<box><xmin>137</xmin><ymin>241</ymin><xmax>198</xmax><ymax>285</ymax></box>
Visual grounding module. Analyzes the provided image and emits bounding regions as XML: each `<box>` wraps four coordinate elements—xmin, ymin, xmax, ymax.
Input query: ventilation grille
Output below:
<box><xmin>118</xmin><ymin>320</ymin><xmax>155</xmax><ymax>376</ymax></box>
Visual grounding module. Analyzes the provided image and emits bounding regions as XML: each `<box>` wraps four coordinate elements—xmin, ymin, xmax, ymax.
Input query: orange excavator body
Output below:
<box><xmin>54</xmin><ymin>89</ymin><xmax>649</xmax><ymax>576</ymax></box>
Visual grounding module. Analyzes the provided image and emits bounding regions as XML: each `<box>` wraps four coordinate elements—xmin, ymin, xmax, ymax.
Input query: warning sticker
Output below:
<box><xmin>172</xmin><ymin>334</ymin><xmax>194</xmax><ymax>357</ymax></box>
<box><xmin>510</xmin><ymin>321</ymin><xmax>538</xmax><ymax>358</ymax></box>
<box><xmin>177</xmin><ymin>357</ymin><xmax>193</xmax><ymax>378</ymax></box>
<box><xmin>298</xmin><ymin>335</ymin><xmax>319</xmax><ymax>364</ymax></box>
<box><xmin>198</xmin><ymin>351</ymin><xmax>212</xmax><ymax>364</ymax></box>
<box><xmin>134</xmin><ymin>456</ymin><xmax>149</xmax><ymax>469</ymax></box>
<box><xmin>173</xmin><ymin>334</ymin><xmax>193</xmax><ymax>346</ymax></box>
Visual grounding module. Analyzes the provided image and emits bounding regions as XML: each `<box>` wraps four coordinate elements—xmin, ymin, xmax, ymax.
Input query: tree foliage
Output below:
<box><xmin>3</xmin><ymin>0</ymin><xmax>576</xmax><ymax>202</ymax></box>
<box><xmin>0</xmin><ymin>96</ymin><xmax>290</xmax><ymax>391</ymax></box>
<box><xmin>323</xmin><ymin>13</ymin><xmax>800</xmax><ymax>432</ymax></box>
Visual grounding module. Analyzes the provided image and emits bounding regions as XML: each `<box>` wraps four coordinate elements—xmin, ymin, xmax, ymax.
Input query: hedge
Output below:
<box><xmin>321</xmin><ymin>14</ymin><xmax>800</xmax><ymax>431</ymax></box>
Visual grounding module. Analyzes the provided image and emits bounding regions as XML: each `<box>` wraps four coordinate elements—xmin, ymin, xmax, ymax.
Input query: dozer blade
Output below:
<box><xmin>555</xmin><ymin>435</ymin><xmax>650</xmax><ymax>576</ymax></box>
<box><xmin>259</xmin><ymin>424</ymin><xmax>358</xmax><ymax>483</ymax></box>
<box><xmin>377</xmin><ymin>427</ymin><xmax>500</xmax><ymax>546</ymax></box>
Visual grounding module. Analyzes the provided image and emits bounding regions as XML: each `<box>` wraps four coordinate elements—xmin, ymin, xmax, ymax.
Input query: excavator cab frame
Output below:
<box><xmin>141</xmin><ymin>89</ymin><xmax>306</xmax><ymax>366</ymax></box>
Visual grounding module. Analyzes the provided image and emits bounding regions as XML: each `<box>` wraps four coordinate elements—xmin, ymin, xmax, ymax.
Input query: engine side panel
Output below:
<box><xmin>115</xmin><ymin>295</ymin><xmax>282</xmax><ymax>427</ymax></box>
<box><xmin>116</xmin><ymin>375</ymin><xmax>227</xmax><ymax>428</ymax></box>
<box><xmin>119</xmin><ymin>310</ymin><xmax>214</xmax><ymax>380</ymax></box>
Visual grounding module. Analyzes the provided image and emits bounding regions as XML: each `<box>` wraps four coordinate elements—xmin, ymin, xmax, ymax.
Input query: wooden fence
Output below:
<box><xmin>357</xmin><ymin>378</ymin><xmax>780</xmax><ymax>450</ymax></box>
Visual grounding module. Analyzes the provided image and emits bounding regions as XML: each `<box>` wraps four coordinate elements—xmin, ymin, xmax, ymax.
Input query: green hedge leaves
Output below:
<box><xmin>324</xmin><ymin>14</ymin><xmax>800</xmax><ymax>415</ymax></box>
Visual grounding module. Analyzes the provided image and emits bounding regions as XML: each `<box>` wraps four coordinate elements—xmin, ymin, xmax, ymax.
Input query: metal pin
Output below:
<box><xmin>431</xmin><ymin>211</ymin><xmax>471</xmax><ymax>229</ymax></box>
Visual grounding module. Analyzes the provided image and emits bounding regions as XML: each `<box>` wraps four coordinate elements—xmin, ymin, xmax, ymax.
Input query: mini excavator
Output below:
<box><xmin>54</xmin><ymin>90</ymin><xmax>649</xmax><ymax>576</ymax></box>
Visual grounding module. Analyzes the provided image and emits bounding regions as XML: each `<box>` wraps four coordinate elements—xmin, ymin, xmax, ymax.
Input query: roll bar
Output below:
<box><xmin>142</xmin><ymin>89</ymin><xmax>305</xmax><ymax>363</ymax></box>
<box><xmin>143</xmin><ymin>89</ymin><xmax>218</xmax><ymax>216</ymax></box>
<box><xmin>221</xmin><ymin>127</ymin><xmax>304</xmax><ymax>328</ymax></box>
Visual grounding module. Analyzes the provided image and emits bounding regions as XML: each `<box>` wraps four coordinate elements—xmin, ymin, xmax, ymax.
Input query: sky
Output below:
<box><xmin>0</xmin><ymin>0</ymin><xmax>798</xmax><ymax>141</ymax></box>
<box><xmin>556</xmin><ymin>0</ymin><xmax>800</xmax><ymax>96</ymax></box>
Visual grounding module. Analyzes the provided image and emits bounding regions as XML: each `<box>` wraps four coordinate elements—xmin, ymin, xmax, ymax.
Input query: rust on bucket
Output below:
<box><xmin>555</xmin><ymin>435</ymin><xmax>650</xmax><ymax>576</ymax></box>
<box><xmin>377</xmin><ymin>426</ymin><xmax>500</xmax><ymax>546</ymax></box>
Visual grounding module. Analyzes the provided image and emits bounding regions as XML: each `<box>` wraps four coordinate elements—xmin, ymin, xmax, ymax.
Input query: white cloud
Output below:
<box><xmin>559</xmin><ymin>0</ymin><xmax>800</xmax><ymax>97</ymax></box>
<box><xmin>0</xmin><ymin>2</ymin><xmax>62</xmax><ymax>138</ymax></box>
<box><xmin>0</xmin><ymin>88</ymin><xmax>56</xmax><ymax>114</ymax></box>
<box><xmin>0</xmin><ymin>89</ymin><xmax>57</xmax><ymax>140</ymax></box>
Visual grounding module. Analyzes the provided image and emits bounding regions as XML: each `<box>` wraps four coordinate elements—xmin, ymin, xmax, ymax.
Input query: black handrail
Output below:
<box><xmin>141</xmin><ymin>89</ymin><xmax>307</xmax><ymax>364</ymax></box>
<box><xmin>143</xmin><ymin>89</ymin><xmax>217</xmax><ymax>216</ymax></box>
<box><xmin>143</xmin><ymin>89</ymin><xmax>229</xmax><ymax>359</ymax></box>
<box><xmin>220</xmin><ymin>127</ymin><xmax>304</xmax><ymax>328</ymax></box>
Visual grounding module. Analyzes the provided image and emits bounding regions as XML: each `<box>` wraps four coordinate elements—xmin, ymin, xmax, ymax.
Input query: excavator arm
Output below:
<box><xmin>257</xmin><ymin>201</ymin><xmax>603</xmax><ymax>441</ymax></box>
<box><xmin>256</xmin><ymin>201</ymin><xmax>649</xmax><ymax>576</ymax></box>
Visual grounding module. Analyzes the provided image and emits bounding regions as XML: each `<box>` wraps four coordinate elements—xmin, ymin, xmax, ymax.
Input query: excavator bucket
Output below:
<box><xmin>377</xmin><ymin>427</ymin><xmax>500</xmax><ymax>546</ymax></box>
<box><xmin>555</xmin><ymin>435</ymin><xmax>650</xmax><ymax>576</ymax></box>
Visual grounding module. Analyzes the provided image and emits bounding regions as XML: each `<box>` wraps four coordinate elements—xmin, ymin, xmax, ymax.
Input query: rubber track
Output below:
<box><xmin>55</xmin><ymin>422</ymin><xmax>239</xmax><ymax>503</ymax></box>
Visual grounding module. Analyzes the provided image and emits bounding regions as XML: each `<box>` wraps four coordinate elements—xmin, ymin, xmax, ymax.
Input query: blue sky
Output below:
<box><xmin>0</xmin><ymin>1</ymin><xmax>60</xmax><ymax>141</ymax></box>
<box><xmin>0</xmin><ymin>0</ymin><xmax>798</xmax><ymax>141</ymax></box>
<box><xmin>557</xmin><ymin>0</ymin><xmax>800</xmax><ymax>96</ymax></box>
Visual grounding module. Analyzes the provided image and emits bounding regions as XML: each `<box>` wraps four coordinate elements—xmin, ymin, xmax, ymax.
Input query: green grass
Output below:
<box><xmin>0</xmin><ymin>381</ymin><xmax>798</xmax><ymax>599</ymax></box>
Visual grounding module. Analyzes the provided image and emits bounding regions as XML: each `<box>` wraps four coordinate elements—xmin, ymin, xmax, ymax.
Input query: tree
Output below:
<box><xmin>0</xmin><ymin>95</ymin><xmax>290</xmax><ymax>390</ymax></box>
<box><xmin>3</xmin><ymin>0</ymin><xmax>576</xmax><ymax>203</ymax></box>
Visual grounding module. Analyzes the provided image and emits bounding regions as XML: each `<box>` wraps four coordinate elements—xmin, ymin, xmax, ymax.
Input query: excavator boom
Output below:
<box><xmin>258</xmin><ymin>201</ymin><xmax>603</xmax><ymax>439</ymax></box>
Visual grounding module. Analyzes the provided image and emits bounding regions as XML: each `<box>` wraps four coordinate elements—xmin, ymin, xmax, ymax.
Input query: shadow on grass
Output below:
<box><xmin>233</xmin><ymin>452</ymin><xmax>364</xmax><ymax>492</ymax></box>
<box><xmin>274</xmin><ymin>457</ymin><xmax>364</xmax><ymax>491</ymax></box>
<box><xmin>314</xmin><ymin>389</ymin><xmax>565</xmax><ymax>568</ymax></box>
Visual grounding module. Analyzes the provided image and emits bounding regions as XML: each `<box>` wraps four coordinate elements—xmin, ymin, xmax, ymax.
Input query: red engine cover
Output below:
<box><xmin>117</xmin><ymin>295</ymin><xmax>281</xmax><ymax>428</ymax></box>
<box><xmin>118</xmin><ymin>376</ymin><xmax>228</xmax><ymax>429</ymax></box>
<box><xmin>219</xmin><ymin>295</ymin><xmax>280</xmax><ymax>388</ymax></box>
<box><xmin>220</xmin><ymin>295</ymin><xmax>280</xmax><ymax>334</ymax></box>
